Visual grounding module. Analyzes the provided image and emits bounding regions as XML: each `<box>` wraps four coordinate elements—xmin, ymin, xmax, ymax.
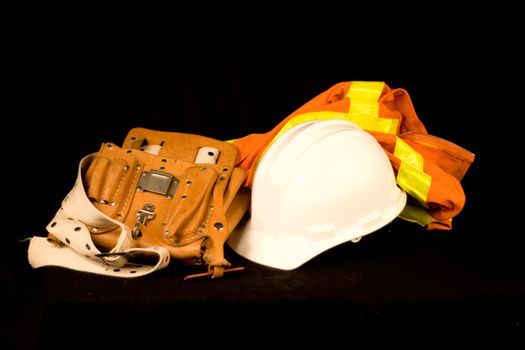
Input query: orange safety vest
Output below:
<box><xmin>232</xmin><ymin>81</ymin><xmax>475</xmax><ymax>230</ymax></box>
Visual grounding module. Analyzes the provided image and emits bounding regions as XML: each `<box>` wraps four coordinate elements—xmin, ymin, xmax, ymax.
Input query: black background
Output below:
<box><xmin>3</xmin><ymin>3</ymin><xmax>521</xmax><ymax>349</ymax></box>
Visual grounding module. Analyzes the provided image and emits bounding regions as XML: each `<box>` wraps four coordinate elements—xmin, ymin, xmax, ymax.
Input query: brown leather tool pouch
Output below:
<box><xmin>82</xmin><ymin>127</ymin><xmax>250</xmax><ymax>277</ymax></box>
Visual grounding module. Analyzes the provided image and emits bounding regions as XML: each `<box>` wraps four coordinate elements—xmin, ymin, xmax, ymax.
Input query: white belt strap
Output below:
<box><xmin>27</xmin><ymin>154</ymin><xmax>171</xmax><ymax>277</ymax></box>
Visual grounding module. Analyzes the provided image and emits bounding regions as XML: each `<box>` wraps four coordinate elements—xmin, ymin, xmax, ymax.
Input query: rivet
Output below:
<box><xmin>213</xmin><ymin>222</ymin><xmax>224</xmax><ymax>231</ymax></box>
<box><xmin>145</xmin><ymin>204</ymin><xmax>155</xmax><ymax>211</ymax></box>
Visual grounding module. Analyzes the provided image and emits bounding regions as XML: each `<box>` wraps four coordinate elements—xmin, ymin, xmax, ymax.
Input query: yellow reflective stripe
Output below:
<box><xmin>272</xmin><ymin>111</ymin><xmax>348</xmax><ymax>141</ymax></box>
<box><xmin>256</xmin><ymin>82</ymin><xmax>397</xmax><ymax>168</ymax></box>
<box><xmin>394</xmin><ymin>138</ymin><xmax>431</xmax><ymax>207</ymax></box>
<box><xmin>263</xmin><ymin>81</ymin><xmax>395</xmax><ymax>153</ymax></box>
<box><xmin>346</xmin><ymin>114</ymin><xmax>399</xmax><ymax>135</ymax></box>
<box><xmin>395</xmin><ymin>138</ymin><xmax>436</xmax><ymax>226</ymax></box>
<box><xmin>395</xmin><ymin>137</ymin><xmax>424</xmax><ymax>169</ymax></box>
<box><xmin>344</xmin><ymin>81</ymin><xmax>399</xmax><ymax>134</ymax></box>
<box><xmin>397</xmin><ymin>162</ymin><xmax>431</xmax><ymax>206</ymax></box>
<box><xmin>398</xmin><ymin>205</ymin><xmax>436</xmax><ymax>226</ymax></box>
<box><xmin>346</xmin><ymin>81</ymin><xmax>384</xmax><ymax>117</ymax></box>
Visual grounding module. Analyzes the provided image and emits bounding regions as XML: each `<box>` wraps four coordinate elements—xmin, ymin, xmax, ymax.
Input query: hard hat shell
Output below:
<box><xmin>228</xmin><ymin>120</ymin><xmax>406</xmax><ymax>270</ymax></box>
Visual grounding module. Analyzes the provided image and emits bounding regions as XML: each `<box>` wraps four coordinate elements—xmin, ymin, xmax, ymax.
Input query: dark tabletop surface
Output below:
<box><xmin>4</xmin><ymin>164</ymin><xmax>523</xmax><ymax>348</ymax></box>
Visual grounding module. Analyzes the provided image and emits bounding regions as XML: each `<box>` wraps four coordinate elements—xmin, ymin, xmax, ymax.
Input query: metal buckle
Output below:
<box><xmin>132</xmin><ymin>203</ymin><xmax>156</xmax><ymax>239</ymax></box>
<box><xmin>137</xmin><ymin>169</ymin><xmax>179</xmax><ymax>198</ymax></box>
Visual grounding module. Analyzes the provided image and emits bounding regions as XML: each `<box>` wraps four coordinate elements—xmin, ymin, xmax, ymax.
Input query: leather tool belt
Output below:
<box><xmin>28</xmin><ymin>128</ymin><xmax>250</xmax><ymax>279</ymax></box>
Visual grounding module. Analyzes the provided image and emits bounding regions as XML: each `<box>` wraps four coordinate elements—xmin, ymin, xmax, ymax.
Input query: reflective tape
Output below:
<box><xmin>345</xmin><ymin>81</ymin><xmax>399</xmax><ymax>134</ymax></box>
<box><xmin>398</xmin><ymin>204</ymin><xmax>436</xmax><ymax>226</ymax></box>
<box><xmin>394</xmin><ymin>138</ymin><xmax>431</xmax><ymax>206</ymax></box>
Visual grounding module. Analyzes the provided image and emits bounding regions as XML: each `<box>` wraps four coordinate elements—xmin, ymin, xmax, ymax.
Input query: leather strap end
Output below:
<box><xmin>183</xmin><ymin>266</ymin><xmax>244</xmax><ymax>281</ymax></box>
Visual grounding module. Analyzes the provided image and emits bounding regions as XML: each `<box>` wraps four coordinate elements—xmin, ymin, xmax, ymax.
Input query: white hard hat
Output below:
<box><xmin>227</xmin><ymin>119</ymin><xmax>406</xmax><ymax>270</ymax></box>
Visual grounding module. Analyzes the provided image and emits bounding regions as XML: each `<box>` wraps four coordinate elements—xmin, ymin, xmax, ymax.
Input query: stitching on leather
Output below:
<box><xmin>110</xmin><ymin>161</ymin><xmax>128</xmax><ymax>203</ymax></box>
<box><xmin>119</xmin><ymin>160</ymin><xmax>142</xmax><ymax>221</ymax></box>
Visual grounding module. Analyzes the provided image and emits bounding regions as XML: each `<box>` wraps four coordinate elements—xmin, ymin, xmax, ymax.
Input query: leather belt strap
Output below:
<box><xmin>27</xmin><ymin>154</ymin><xmax>171</xmax><ymax>277</ymax></box>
